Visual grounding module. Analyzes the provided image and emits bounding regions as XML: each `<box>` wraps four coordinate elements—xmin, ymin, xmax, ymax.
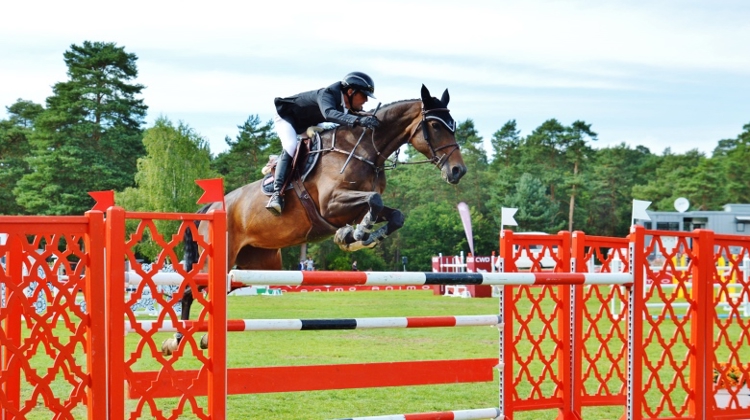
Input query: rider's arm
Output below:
<box><xmin>318</xmin><ymin>86</ymin><xmax>359</xmax><ymax>127</ymax></box>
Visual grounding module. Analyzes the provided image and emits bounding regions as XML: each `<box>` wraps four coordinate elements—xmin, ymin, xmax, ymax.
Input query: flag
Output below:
<box><xmin>457</xmin><ymin>202</ymin><xmax>474</xmax><ymax>255</ymax></box>
<box><xmin>632</xmin><ymin>199</ymin><xmax>651</xmax><ymax>223</ymax></box>
<box><xmin>88</xmin><ymin>190</ymin><xmax>115</xmax><ymax>212</ymax></box>
<box><xmin>196</xmin><ymin>178</ymin><xmax>225</xmax><ymax>208</ymax></box>
<box><xmin>501</xmin><ymin>207</ymin><xmax>518</xmax><ymax>227</ymax></box>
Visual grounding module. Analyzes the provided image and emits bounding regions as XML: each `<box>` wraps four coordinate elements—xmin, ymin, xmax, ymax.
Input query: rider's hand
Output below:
<box><xmin>357</xmin><ymin>116</ymin><xmax>380</xmax><ymax>130</ymax></box>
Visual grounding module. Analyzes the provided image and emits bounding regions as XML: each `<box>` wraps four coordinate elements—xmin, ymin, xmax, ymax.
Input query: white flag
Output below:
<box><xmin>457</xmin><ymin>202</ymin><xmax>475</xmax><ymax>256</ymax></box>
<box><xmin>632</xmin><ymin>199</ymin><xmax>652</xmax><ymax>222</ymax></box>
<box><xmin>501</xmin><ymin>207</ymin><xmax>518</xmax><ymax>227</ymax></box>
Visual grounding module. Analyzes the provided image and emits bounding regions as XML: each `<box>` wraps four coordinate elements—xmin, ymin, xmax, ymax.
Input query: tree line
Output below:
<box><xmin>2</xmin><ymin>42</ymin><xmax>749</xmax><ymax>271</ymax></box>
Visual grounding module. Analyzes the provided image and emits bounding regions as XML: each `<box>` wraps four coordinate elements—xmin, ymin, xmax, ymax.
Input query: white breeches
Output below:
<box><xmin>274</xmin><ymin>113</ymin><xmax>298</xmax><ymax>157</ymax></box>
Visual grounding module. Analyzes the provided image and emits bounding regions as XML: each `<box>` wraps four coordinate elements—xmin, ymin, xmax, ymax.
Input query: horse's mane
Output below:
<box><xmin>367</xmin><ymin>98</ymin><xmax>419</xmax><ymax>114</ymax></box>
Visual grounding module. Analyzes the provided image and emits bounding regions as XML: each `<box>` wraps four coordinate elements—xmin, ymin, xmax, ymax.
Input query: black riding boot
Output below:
<box><xmin>266</xmin><ymin>152</ymin><xmax>293</xmax><ymax>216</ymax></box>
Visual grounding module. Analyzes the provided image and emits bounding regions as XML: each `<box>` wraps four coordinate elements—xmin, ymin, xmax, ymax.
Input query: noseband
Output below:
<box><xmin>413</xmin><ymin>106</ymin><xmax>461</xmax><ymax>169</ymax></box>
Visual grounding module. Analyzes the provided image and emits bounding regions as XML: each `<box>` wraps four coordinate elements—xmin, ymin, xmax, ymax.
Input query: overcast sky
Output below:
<box><xmin>2</xmin><ymin>0</ymin><xmax>749</xmax><ymax>157</ymax></box>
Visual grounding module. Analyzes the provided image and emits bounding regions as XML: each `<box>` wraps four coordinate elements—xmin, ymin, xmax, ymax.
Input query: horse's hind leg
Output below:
<box><xmin>162</xmin><ymin>222</ymin><xmax>202</xmax><ymax>355</ymax></box>
<box><xmin>234</xmin><ymin>246</ymin><xmax>282</xmax><ymax>270</ymax></box>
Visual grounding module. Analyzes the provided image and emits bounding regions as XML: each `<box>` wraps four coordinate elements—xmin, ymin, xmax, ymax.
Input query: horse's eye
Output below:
<box><xmin>431</xmin><ymin>122</ymin><xmax>441</xmax><ymax>131</ymax></box>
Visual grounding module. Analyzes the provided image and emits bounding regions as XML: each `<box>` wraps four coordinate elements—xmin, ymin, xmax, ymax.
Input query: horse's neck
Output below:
<box><xmin>320</xmin><ymin>101</ymin><xmax>420</xmax><ymax>167</ymax></box>
<box><xmin>369</xmin><ymin>101</ymin><xmax>421</xmax><ymax>164</ymax></box>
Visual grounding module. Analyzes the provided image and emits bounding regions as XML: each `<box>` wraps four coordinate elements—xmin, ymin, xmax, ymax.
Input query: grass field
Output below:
<box><xmin>126</xmin><ymin>290</ymin><xmax>626</xmax><ymax>420</ymax></box>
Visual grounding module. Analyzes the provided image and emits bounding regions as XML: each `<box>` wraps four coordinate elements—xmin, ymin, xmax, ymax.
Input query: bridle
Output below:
<box><xmin>403</xmin><ymin>105</ymin><xmax>461</xmax><ymax>169</ymax></box>
<box><xmin>421</xmin><ymin>106</ymin><xmax>460</xmax><ymax>168</ymax></box>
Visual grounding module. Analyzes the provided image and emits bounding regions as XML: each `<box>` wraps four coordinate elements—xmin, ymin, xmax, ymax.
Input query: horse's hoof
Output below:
<box><xmin>161</xmin><ymin>336</ymin><xmax>179</xmax><ymax>356</ymax></box>
<box><xmin>334</xmin><ymin>225</ymin><xmax>354</xmax><ymax>246</ymax></box>
<box><xmin>338</xmin><ymin>240</ymin><xmax>368</xmax><ymax>252</ymax></box>
<box><xmin>353</xmin><ymin>228</ymin><xmax>370</xmax><ymax>242</ymax></box>
<box><xmin>200</xmin><ymin>334</ymin><xmax>208</xmax><ymax>350</ymax></box>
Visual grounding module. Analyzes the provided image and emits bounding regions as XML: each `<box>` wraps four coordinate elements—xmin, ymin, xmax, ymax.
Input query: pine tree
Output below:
<box><xmin>15</xmin><ymin>41</ymin><xmax>147</xmax><ymax>215</ymax></box>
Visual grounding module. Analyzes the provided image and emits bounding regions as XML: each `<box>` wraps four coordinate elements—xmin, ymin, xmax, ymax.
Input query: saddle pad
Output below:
<box><xmin>261</xmin><ymin>132</ymin><xmax>322</xmax><ymax>196</ymax></box>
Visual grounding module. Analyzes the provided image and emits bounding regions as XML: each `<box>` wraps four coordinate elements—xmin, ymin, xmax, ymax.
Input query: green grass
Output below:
<box><xmin>14</xmin><ymin>288</ymin><xmax>750</xmax><ymax>419</ymax></box>
<box><xmin>122</xmin><ymin>290</ymin><xmax>624</xmax><ymax>420</ymax></box>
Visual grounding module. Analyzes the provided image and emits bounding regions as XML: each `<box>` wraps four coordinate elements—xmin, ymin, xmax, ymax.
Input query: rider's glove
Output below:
<box><xmin>356</xmin><ymin>116</ymin><xmax>380</xmax><ymax>130</ymax></box>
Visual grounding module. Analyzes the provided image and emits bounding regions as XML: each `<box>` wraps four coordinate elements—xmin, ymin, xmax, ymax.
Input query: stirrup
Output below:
<box><xmin>266</xmin><ymin>193</ymin><xmax>284</xmax><ymax>216</ymax></box>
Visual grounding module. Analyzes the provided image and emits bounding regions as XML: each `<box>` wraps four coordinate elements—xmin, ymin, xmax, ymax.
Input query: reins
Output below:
<box><xmin>312</xmin><ymin>101</ymin><xmax>460</xmax><ymax>176</ymax></box>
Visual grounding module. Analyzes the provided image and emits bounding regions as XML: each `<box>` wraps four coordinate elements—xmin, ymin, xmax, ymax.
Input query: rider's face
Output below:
<box><xmin>348</xmin><ymin>90</ymin><xmax>368</xmax><ymax>112</ymax></box>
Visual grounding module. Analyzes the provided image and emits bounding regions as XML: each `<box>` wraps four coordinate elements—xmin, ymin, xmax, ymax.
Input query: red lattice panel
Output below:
<box><xmin>577</xmin><ymin>235</ymin><xmax>629</xmax><ymax>410</ymax></box>
<box><xmin>509</xmin><ymin>283</ymin><xmax>567</xmax><ymax>406</ymax></box>
<box><xmin>116</xmin><ymin>213</ymin><xmax>221</xmax><ymax>420</ymax></box>
<box><xmin>501</xmin><ymin>231</ymin><xmax>571</xmax><ymax>414</ymax></box>
<box><xmin>711</xmin><ymin>234</ymin><xmax>750</xmax><ymax>418</ymax></box>
<box><xmin>0</xmin><ymin>216</ymin><xmax>103</xmax><ymax>419</ymax></box>
<box><xmin>640</xmin><ymin>231</ymin><xmax>697</xmax><ymax>418</ymax></box>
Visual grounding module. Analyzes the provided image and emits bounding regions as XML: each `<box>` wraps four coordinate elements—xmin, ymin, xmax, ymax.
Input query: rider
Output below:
<box><xmin>266</xmin><ymin>71</ymin><xmax>381</xmax><ymax>216</ymax></box>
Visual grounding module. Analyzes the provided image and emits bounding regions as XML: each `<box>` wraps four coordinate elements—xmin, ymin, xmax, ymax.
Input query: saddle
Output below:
<box><xmin>261</xmin><ymin>128</ymin><xmax>322</xmax><ymax>195</ymax></box>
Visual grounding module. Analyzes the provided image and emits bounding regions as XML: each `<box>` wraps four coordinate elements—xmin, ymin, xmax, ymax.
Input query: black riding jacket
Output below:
<box><xmin>274</xmin><ymin>82</ymin><xmax>359</xmax><ymax>134</ymax></box>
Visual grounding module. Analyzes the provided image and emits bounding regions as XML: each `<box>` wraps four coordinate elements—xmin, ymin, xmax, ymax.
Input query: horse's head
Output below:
<box><xmin>411</xmin><ymin>85</ymin><xmax>467</xmax><ymax>184</ymax></box>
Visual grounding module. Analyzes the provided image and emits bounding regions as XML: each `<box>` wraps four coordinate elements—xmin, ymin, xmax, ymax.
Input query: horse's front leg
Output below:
<box><xmin>334</xmin><ymin>192</ymin><xmax>381</xmax><ymax>251</ymax></box>
<box><xmin>335</xmin><ymin>198</ymin><xmax>405</xmax><ymax>252</ymax></box>
<box><xmin>352</xmin><ymin>193</ymin><xmax>383</xmax><ymax>241</ymax></box>
<box><xmin>359</xmin><ymin>205</ymin><xmax>405</xmax><ymax>247</ymax></box>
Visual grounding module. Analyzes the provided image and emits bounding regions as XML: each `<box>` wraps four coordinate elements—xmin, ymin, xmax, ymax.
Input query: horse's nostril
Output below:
<box><xmin>452</xmin><ymin>165</ymin><xmax>466</xmax><ymax>179</ymax></box>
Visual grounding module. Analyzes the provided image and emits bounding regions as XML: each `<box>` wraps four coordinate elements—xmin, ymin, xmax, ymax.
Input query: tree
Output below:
<box><xmin>120</xmin><ymin>117</ymin><xmax>216</xmax><ymax>212</ymax></box>
<box><xmin>15</xmin><ymin>41</ymin><xmax>147</xmax><ymax>215</ymax></box>
<box><xmin>212</xmin><ymin>115</ymin><xmax>280</xmax><ymax>192</ymax></box>
<box><xmin>713</xmin><ymin>123</ymin><xmax>750</xmax><ymax>203</ymax></box>
<box><xmin>117</xmin><ymin>118</ymin><xmax>217</xmax><ymax>260</ymax></box>
<box><xmin>560</xmin><ymin>120</ymin><xmax>597</xmax><ymax>231</ymax></box>
<box><xmin>683</xmin><ymin>158</ymin><xmax>730</xmax><ymax>210</ymax></box>
<box><xmin>499</xmin><ymin>173</ymin><xmax>560</xmax><ymax>232</ymax></box>
<box><xmin>632</xmin><ymin>149</ymin><xmax>707</xmax><ymax>210</ymax></box>
<box><xmin>0</xmin><ymin>100</ymin><xmax>43</xmax><ymax>214</ymax></box>
<box><xmin>490</xmin><ymin>119</ymin><xmax>522</xmax><ymax>170</ymax></box>
<box><xmin>398</xmin><ymin>201</ymin><xmax>467</xmax><ymax>270</ymax></box>
<box><xmin>518</xmin><ymin>119</ymin><xmax>567</xmax><ymax>216</ymax></box>
<box><xmin>585</xmin><ymin>144</ymin><xmax>651</xmax><ymax>237</ymax></box>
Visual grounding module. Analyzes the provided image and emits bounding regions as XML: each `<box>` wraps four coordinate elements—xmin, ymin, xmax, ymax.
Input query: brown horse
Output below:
<box><xmin>164</xmin><ymin>85</ymin><xmax>467</xmax><ymax>353</ymax></box>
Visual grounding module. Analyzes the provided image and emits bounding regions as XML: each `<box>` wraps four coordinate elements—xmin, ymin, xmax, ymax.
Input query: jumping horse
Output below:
<box><xmin>163</xmin><ymin>85</ymin><xmax>467</xmax><ymax>353</ymax></box>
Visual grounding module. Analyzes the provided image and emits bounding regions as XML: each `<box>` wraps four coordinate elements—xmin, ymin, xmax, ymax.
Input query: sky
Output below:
<box><xmin>2</xmin><ymin>0</ymin><xmax>749</xmax><ymax>158</ymax></box>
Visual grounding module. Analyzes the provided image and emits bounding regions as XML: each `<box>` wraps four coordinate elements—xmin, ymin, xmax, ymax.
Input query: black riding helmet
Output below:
<box><xmin>341</xmin><ymin>71</ymin><xmax>376</xmax><ymax>99</ymax></box>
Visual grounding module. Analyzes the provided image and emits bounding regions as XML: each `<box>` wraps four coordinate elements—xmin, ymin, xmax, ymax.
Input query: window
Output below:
<box><xmin>656</xmin><ymin>222</ymin><xmax>679</xmax><ymax>231</ymax></box>
<box><xmin>738</xmin><ymin>223</ymin><xmax>745</xmax><ymax>233</ymax></box>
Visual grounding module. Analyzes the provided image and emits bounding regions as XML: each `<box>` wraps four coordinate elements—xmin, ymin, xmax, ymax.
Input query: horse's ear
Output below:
<box><xmin>441</xmin><ymin>89</ymin><xmax>450</xmax><ymax>106</ymax></box>
<box><xmin>421</xmin><ymin>84</ymin><xmax>430</xmax><ymax>101</ymax></box>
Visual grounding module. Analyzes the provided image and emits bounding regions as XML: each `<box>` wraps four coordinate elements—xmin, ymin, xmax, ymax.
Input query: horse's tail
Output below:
<box><xmin>183</xmin><ymin>204</ymin><xmax>212</xmax><ymax>272</ymax></box>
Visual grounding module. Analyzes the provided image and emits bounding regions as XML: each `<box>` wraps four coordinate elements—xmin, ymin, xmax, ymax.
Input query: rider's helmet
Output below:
<box><xmin>341</xmin><ymin>72</ymin><xmax>376</xmax><ymax>99</ymax></box>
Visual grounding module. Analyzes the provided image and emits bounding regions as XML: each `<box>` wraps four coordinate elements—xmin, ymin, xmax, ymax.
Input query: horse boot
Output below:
<box><xmin>266</xmin><ymin>151</ymin><xmax>293</xmax><ymax>216</ymax></box>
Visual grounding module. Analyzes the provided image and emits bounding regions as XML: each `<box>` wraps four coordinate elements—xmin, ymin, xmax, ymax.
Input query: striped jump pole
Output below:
<box><xmin>125</xmin><ymin>271</ymin><xmax>246</xmax><ymax>289</ymax></box>
<box><xmin>337</xmin><ymin>407</ymin><xmax>501</xmax><ymax>420</ymax></box>
<box><xmin>125</xmin><ymin>271</ymin><xmax>208</xmax><ymax>286</ymax></box>
<box><xmin>127</xmin><ymin>314</ymin><xmax>502</xmax><ymax>333</ymax></box>
<box><xmin>228</xmin><ymin>270</ymin><xmax>633</xmax><ymax>287</ymax></box>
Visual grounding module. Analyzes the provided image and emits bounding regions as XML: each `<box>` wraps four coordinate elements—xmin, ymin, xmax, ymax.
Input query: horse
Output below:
<box><xmin>162</xmin><ymin>85</ymin><xmax>467</xmax><ymax>354</ymax></box>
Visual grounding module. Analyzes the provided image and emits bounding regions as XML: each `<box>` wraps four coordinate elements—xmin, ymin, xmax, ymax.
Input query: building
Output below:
<box><xmin>638</xmin><ymin>203</ymin><xmax>750</xmax><ymax>235</ymax></box>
